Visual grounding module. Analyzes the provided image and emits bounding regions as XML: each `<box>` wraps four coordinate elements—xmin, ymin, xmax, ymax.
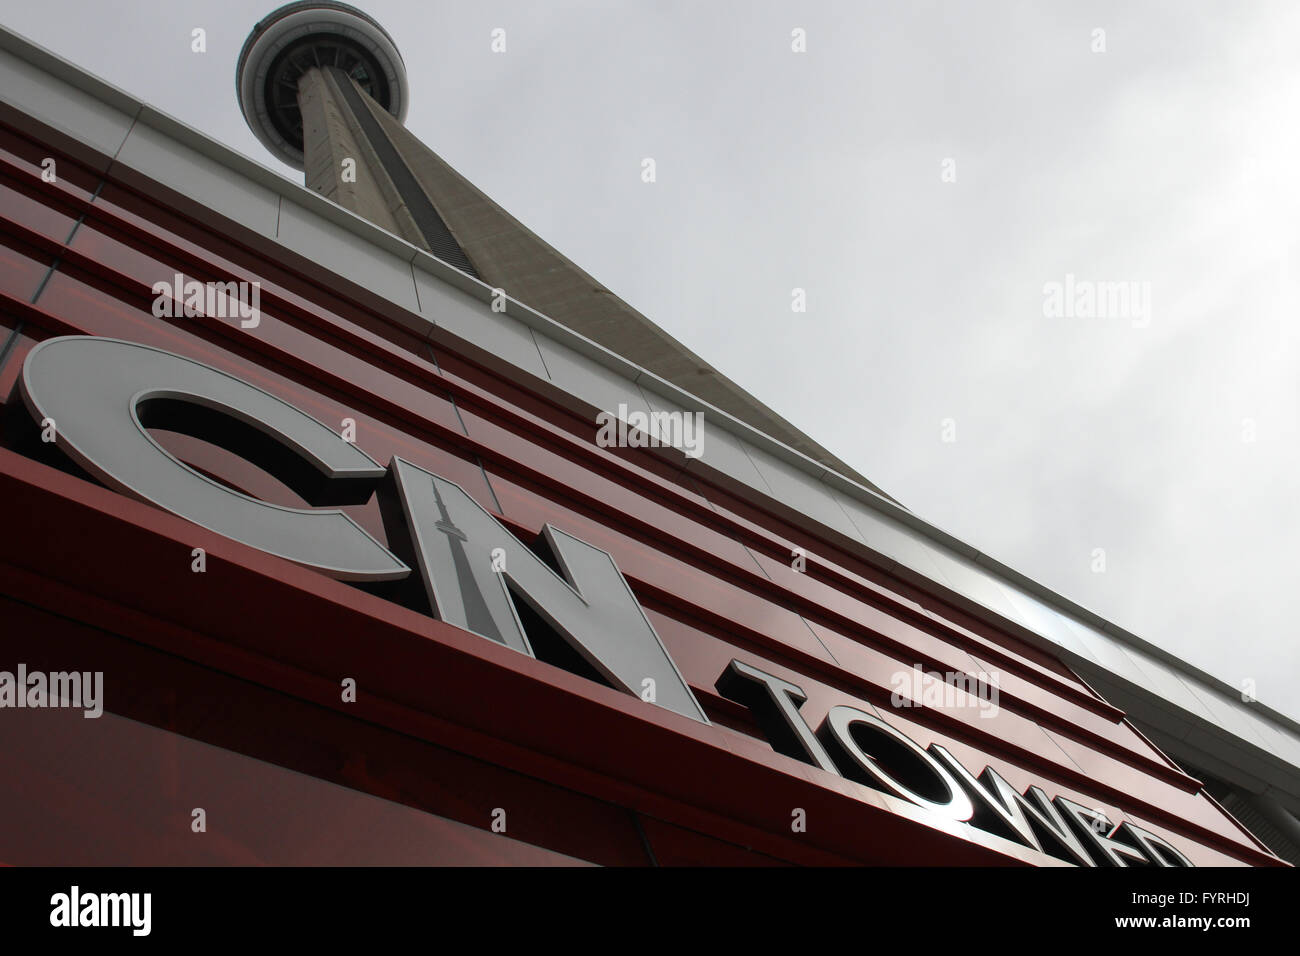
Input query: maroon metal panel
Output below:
<box><xmin>0</xmin><ymin>119</ymin><xmax>1281</xmax><ymax>866</ymax></box>
<box><xmin>0</xmin><ymin>597</ymin><xmax>643</xmax><ymax>866</ymax></box>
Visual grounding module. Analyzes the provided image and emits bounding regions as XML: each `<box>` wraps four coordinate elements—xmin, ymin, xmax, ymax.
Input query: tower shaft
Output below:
<box><xmin>238</xmin><ymin>2</ymin><xmax>891</xmax><ymax>497</ymax></box>
<box><xmin>297</xmin><ymin>65</ymin><xmax>477</xmax><ymax>275</ymax></box>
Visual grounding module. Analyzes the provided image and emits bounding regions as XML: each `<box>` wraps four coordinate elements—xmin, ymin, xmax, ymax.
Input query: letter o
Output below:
<box><xmin>820</xmin><ymin>705</ymin><xmax>974</xmax><ymax>821</ymax></box>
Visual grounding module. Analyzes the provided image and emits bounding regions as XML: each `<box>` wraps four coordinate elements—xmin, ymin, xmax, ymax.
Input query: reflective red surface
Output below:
<box><xmin>0</xmin><ymin>120</ymin><xmax>1280</xmax><ymax>865</ymax></box>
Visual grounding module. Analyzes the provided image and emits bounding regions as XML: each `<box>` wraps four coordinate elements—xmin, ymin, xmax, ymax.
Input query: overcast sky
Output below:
<box><xmin>8</xmin><ymin>1</ymin><xmax>1298</xmax><ymax>722</ymax></box>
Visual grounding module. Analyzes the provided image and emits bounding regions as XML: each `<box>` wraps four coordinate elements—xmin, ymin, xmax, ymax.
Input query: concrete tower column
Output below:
<box><xmin>236</xmin><ymin>2</ymin><xmax>894</xmax><ymax>499</ymax></box>
<box><xmin>237</xmin><ymin>2</ymin><xmax>477</xmax><ymax>272</ymax></box>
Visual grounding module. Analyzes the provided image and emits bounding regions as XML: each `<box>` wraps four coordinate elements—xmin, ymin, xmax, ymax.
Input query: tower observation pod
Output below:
<box><xmin>236</xmin><ymin>1</ymin><xmax>409</xmax><ymax>171</ymax></box>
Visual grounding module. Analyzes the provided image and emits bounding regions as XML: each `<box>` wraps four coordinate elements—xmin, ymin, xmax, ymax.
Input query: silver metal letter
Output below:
<box><xmin>387</xmin><ymin>457</ymin><xmax>707</xmax><ymax>723</ymax></box>
<box><xmin>20</xmin><ymin>336</ymin><xmax>406</xmax><ymax>581</ymax></box>
<box><xmin>819</xmin><ymin>705</ymin><xmax>974</xmax><ymax>821</ymax></box>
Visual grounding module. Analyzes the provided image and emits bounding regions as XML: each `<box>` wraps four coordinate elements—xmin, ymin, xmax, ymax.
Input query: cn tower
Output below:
<box><xmin>236</xmin><ymin>1</ymin><xmax>477</xmax><ymax>272</ymax></box>
<box><xmin>234</xmin><ymin>2</ymin><xmax>892</xmax><ymax>495</ymax></box>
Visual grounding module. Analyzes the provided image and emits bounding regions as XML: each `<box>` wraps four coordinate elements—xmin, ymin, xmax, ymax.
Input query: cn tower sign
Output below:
<box><xmin>19</xmin><ymin>336</ymin><xmax>1193</xmax><ymax>866</ymax></box>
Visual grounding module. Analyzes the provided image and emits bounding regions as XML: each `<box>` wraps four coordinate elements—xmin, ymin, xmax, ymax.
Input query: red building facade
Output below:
<box><xmin>0</xmin><ymin>22</ymin><xmax>1287</xmax><ymax>867</ymax></box>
